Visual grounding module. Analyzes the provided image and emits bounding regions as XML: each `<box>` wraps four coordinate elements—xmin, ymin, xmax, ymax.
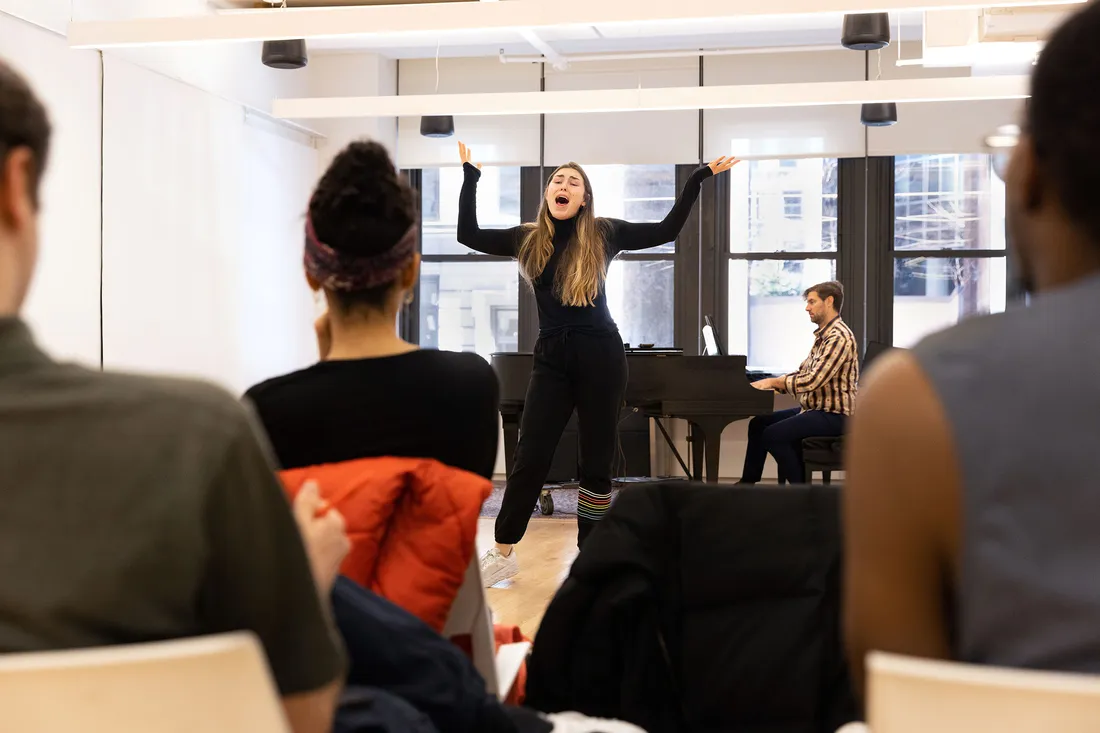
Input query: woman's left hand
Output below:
<box><xmin>707</xmin><ymin>156</ymin><xmax>741</xmax><ymax>176</ymax></box>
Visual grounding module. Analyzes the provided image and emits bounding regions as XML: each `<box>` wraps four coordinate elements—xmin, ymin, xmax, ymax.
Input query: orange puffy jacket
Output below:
<box><xmin>280</xmin><ymin>456</ymin><xmax>489</xmax><ymax>633</ymax></box>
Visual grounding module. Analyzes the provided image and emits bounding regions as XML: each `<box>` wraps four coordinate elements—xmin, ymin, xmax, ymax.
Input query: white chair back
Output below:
<box><xmin>867</xmin><ymin>651</ymin><xmax>1100</xmax><ymax>733</ymax></box>
<box><xmin>442</xmin><ymin>555</ymin><xmax>530</xmax><ymax>701</ymax></box>
<box><xmin>0</xmin><ymin>632</ymin><xmax>289</xmax><ymax>733</ymax></box>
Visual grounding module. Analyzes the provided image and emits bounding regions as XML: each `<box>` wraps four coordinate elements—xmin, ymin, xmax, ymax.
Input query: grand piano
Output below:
<box><xmin>491</xmin><ymin>349</ymin><xmax>774</xmax><ymax>484</ymax></box>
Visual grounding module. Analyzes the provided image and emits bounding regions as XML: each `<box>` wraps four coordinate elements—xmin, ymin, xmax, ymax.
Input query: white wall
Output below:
<box><xmin>704</xmin><ymin>48</ymin><xmax>866</xmax><ymax>160</ymax></box>
<box><xmin>3</xmin><ymin>2</ymin><xmax>325</xmax><ymax>393</ymax></box>
<box><xmin>0</xmin><ymin>12</ymin><xmax>102</xmax><ymax>366</ymax></box>
<box><xmin>544</xmin><ymin>57</ymin><xmax>698</xmax><ymax>165</ymax></box>
<box><xmin>310</xmin><ymin>53</ymin><xmax>398</xmax><ymax>175</ymax></box>
<box><xmin>100</xmin><ymin>57</ymin><xmax>319</xmax><ymax>395</ymax></box>
<box><xmin>396</xmin><ymin>57</ymin><xmax>540</xmax><ymax>168</ymax></box>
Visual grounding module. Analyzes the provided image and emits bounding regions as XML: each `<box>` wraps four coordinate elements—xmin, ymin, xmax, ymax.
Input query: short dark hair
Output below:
<box><xmin>1027</xmin><ymin>1</ymin><xmax>1100</xmax><ymax>246</ymax></box>
<box><xmin>0</xmin><ymin>59</ymin><xmax>51</xmax><ymax>208</ymax></box>
<box><xmin>804</xmin><ymin>280</ymin><xmax>844</xmax><ymax>312</ymax></box>
<box><xmin>308</xmin><ymin>140</ymin><xmax>418</xmax><ymax>312</ymax></box>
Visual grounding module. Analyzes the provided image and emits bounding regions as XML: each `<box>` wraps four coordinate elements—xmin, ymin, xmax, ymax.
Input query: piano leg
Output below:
<box><xmin>692</xmin><ymin>417</ymin><xmax>736</xmax><ymax>483</ymax></box>
<box><xmin>690</xmin><ymin>426</ymin><xmax>705</xmax><ymax>481</ymax></box>
<box><xmin>501</xmin><ymin>414</ymin><xmax>520</xmax><ymax>478</ymax></box>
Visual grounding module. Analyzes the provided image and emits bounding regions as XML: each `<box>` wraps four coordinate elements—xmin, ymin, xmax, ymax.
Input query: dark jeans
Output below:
<box><xmin>495</xmin><ymin>329</ymin><xmax>628</xmax><ymax>547</ymax></box>
<box><xmin>741</xmin><ymin>407</ymin><xmax>847</xmax><ymax>484</ymax></box>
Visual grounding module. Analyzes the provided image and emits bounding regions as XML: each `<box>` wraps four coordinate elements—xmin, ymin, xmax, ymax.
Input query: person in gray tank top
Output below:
<box><xmin>841</xmin><ymin>1</ymin><xmax>1100</xmax><ymax>699</ymax></box>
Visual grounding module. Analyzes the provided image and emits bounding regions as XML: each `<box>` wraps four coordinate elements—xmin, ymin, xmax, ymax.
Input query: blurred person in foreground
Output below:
<box><xmin>0</xmin><ymin>57</ymin><xmax>346</xmax><ymax>733</ymax></box>
<box><xmin>843</xmin><ymin>0</ymin><xmax>1100</xmax><ymax>698</ymax></box>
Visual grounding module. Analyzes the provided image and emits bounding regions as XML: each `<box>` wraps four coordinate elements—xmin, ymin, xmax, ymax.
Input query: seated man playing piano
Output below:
<box><xmin>741</xmin><ymin>281</ymin><xmax>858</xmax><ymax>484</ymax></box>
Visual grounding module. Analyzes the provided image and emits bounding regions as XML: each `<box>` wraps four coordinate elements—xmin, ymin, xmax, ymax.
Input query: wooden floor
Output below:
<box><xmin>477</xmin><ymin>516</ymin><xmax>577</xmax><ymax>640</ymax></box>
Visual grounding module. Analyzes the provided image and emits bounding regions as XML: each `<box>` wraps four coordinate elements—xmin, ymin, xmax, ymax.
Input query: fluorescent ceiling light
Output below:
<box><xmin>67</xmin><ymin>0</ymin><xmax>1086</xmax><ymax>50</ymax></box>
<box><xmin>272</xmin><ymin>74</ymin><xmax>1030</xmax><ymax>119</ymax></box>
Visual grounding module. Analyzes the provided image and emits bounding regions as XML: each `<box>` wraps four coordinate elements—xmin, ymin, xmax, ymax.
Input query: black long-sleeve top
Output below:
<box><xmin>457</xmin><ymin>162</ymin><xmax>713</xmax><ymax>335</ymax></box>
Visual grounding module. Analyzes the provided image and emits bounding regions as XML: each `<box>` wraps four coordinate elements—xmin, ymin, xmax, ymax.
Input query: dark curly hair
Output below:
<box><xmin>308</xmin><ymin>140</ymin><xmax>418</xmax><ymax>311</ymax></box>
<box><xmin>1027</xmin><ymin>1</ymin><xmax>1100</xmax><ymax>246</ymax></box>
<box><xmin>0</xmin><ymin>59</ymin><xmax>51</xmax><ymax>208</ymax></box>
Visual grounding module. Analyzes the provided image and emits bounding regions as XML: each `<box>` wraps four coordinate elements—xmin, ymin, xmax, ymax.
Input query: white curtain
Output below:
<box><xmin>0</xmin><ymin>12</ymin><xmax>103</xmax><ymax>366</ymax></box>
<box><xmin>101</xmin><ymin>57</ymin><xmax>319</xmax><ymax>394</ymax></box>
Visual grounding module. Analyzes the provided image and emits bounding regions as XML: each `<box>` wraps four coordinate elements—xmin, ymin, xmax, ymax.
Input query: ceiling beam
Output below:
<box><xmin>68</xmin><ymin>0</ymin><xmax>1084</xmax><ymax>49</ymax></box>
<box><xmin>518</xmin><ymin>29</ymin><xmax>567</xmax><ymax>70</ymax></box>
<box><xmin>271</xmin><ymin>74</ymin><xmax>1030</xmax><ymax>119</ymax></box>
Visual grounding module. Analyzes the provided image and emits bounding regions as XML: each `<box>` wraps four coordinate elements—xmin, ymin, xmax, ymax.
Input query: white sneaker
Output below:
<box><xmin>480</xmin><ymin>547</ymin><xmax>519</xmax><ymax>587</ymax></box>
<box><xmin>544</xmin><ymin>711</ymin><xmax>647</xmax><ymax>732</ymax></box>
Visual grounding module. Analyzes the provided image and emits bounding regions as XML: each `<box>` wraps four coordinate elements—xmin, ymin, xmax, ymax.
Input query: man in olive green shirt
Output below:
<box><xmin>0</xmin><ymin>59</ymin><xmax>345</xmax><ymax>733</ymax></box>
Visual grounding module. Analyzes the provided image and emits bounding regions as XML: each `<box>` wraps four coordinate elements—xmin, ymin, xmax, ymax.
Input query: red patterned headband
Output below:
<box><xmin>304</xmin><ymin>216</ymin><xmax>418</xmax><ymax>292</ymax></box>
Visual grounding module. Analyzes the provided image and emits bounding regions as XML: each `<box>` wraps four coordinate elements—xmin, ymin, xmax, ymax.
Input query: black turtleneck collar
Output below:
<box><xmin>550</xmin><ymin>214</ymin><xmax>578</xmax><ymax>244</ymax></box>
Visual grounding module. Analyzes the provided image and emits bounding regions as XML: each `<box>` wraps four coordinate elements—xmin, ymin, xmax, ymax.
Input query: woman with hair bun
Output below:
<box><xmin>245</xmin><ymin>139</ymin><xmax>499</xmax><ymax>482</ymax></box>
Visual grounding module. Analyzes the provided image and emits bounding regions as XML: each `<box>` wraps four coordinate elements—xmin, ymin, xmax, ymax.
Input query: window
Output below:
<box><xmin>783</xmin><ymin>193</ymin><xmax>802</xmax><ymax>219</ymax></box>
<box><xmin>892</xmin><ymin>154</ymin><xmax>1007</xmax><ymax>347</ymax></box>
<box><xmin>419</xmin><ymin>261</ymin><xmax>519</xmax><ymax>357</ymax></box>
<box><xmin>586</xmin><ymin>164</ymin><xmax>679</xmax><ymax>347</ymax></box>
<box><xmin>728</xmin><ymin>158</ymin><xmax>839</xmax><ymax>371</ymax></box>
<box><xmin>418</xmin><ymin>166</ymin><xmax>521</xmax><ymax>360</ymax></box>
<box><xmin>607</xmin><ymin>259</ymin><xmax>675</xmax><ymax>347</ymax></box>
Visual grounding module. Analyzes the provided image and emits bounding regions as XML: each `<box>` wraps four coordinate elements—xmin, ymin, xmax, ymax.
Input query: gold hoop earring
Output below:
<box><xmin>404</xmin><ymin>291</ymin><xmax>415</xmax><ymax>306</ymax></box>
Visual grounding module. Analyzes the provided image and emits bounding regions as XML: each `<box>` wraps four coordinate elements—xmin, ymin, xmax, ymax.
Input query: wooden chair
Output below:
<box><xmin>0</xmin><ymin>632</ymin><xmax>288</xmax><ymax>733</ymax></box>
<box><xmin>442</xmin><ymin>555</ymin><xmax>531</xmax><ymax>701</ymax></box>
<box><xmin>862</xmin><ymin>651</ymin><xmax>1100</xmax><ymax>733</ymax></box>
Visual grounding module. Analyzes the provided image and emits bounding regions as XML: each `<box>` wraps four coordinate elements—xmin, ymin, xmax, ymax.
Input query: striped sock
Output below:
<box><xmin>577</xmin><ymin>486</ymin><xmax>613</xmax><ymax>522</ymax></box>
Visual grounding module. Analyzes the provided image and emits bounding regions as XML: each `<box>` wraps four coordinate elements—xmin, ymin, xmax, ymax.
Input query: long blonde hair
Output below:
<box><xmin>517</xmin><ymin>162</ymin><xmax>608</xmax><ymax>308</ymax></box>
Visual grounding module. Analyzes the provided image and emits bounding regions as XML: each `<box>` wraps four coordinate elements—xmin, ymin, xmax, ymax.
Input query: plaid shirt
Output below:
<box><xmin>779</xmin><ymin>316</ymin><xmax>859</xmax><ymax>415</ymax></box>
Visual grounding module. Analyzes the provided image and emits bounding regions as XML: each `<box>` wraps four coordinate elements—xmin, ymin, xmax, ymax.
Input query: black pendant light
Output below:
<box><xmin>842</xmin><ymin>13</ymin><xmax>891</xmax><ymax>51</ymax></box>
<box><xmin>262</xmin><ymin>39</ymin><xmax>308</xmax><ymax>70</ymax></box>
<box><xmin>420</xmin><ymin>115</ymin><xmax>455</xmax><ymax>138</ymax></box>
<box><xmin>860</xmin><ymin>102</ymin><xmax>898</xmax><ymax>127</ymax></box>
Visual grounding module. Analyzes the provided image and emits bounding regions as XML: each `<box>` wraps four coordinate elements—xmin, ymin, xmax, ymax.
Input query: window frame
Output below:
<box><xmin>401</xmin><ymin>167</ymin><xmax>522</xmax><ymax>352</ymax></box>
<box><xmin>721</xmin><ymin>157</ymin><xmax>841</xmax><ymax>372</ymax></box>
<box><xmin>885</xmin><ymin>152</ymin><xmax>1011</xmax><ymax>348</ymax></box>
<box><xmin>407</xmin><ymin>164</ymin><xmax>694</xmax><ymax>354</ymax></box>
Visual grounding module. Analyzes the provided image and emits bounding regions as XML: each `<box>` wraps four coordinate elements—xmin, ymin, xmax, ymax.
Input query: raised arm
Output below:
<box><xmin>608</xmin><ymin>156</ymin><xmax>739</xmax><ymax>253</ymax></box>
<box><xmin>456</xmin><ymin>142</ymin><xmax>523</xmax><ymax>256</ymax></box>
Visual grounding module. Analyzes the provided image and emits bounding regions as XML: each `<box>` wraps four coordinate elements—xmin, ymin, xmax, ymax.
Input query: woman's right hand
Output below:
<box><xmin>293</xmin><ymin>481</ymin><xmax>350</xmax><ymax>596</ymax></box>
<box><xmin>458</xmin><ymin>140</ymin><xmax>481</xmax><ymax>170</ymax></box>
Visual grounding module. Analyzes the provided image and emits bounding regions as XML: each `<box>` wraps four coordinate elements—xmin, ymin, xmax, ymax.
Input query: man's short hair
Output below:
<box><xmin>0</xmin><ymin>59</ymin><xmax>51</xmax><ymax>207</ymax></box>
<box><xmin>804</xmin><ymin>280</ymin><xmax>844</xmax><ymax>312</ymax></box>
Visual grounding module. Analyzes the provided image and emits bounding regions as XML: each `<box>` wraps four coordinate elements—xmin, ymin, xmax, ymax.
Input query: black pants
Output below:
<box><xmin>496</xmin><ymin>329</ymin><xmax>628</xmax><ymax>547</ymax></box>
<box><xmin>741</xmin><ymin>407</ymin><xmax>847</xmax><ymax>484</ymax></box>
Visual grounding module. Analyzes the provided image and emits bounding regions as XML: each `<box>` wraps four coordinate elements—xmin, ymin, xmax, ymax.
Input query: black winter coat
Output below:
<box><xmin>525</xmin><ymin>482</ymin><xmax>858</xmax><ymax>733</ymax></box>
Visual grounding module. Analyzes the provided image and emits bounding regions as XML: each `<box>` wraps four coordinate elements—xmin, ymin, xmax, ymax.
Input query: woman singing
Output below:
<box><xmin>457</xmin><ymin>141</ymin><xmax>738</xmax><ymax>585</ymax></box>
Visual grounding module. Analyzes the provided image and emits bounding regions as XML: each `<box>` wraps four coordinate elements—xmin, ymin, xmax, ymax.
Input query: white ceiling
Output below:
<box><xmin>208</xmin><ymin>2</ymin><xmax>925</xmax><ymax>59</ymax></box>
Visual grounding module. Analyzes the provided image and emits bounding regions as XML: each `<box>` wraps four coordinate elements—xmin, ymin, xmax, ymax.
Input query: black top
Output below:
<box><xmin>457</xmin><ymin>162</ymin><xmax>713</xmax><ymax>335</ymax></box>
<box><xmin>244</xmin><ymin>349</ymin><xmax>500</xmax><ymax>479</ymax></box>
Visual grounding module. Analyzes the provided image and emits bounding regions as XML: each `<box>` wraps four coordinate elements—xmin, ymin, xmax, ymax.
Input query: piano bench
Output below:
<box><xmin>802</xmin><ymin>436</ymin><xmax>844</xmax><ymax>485</ymax></box>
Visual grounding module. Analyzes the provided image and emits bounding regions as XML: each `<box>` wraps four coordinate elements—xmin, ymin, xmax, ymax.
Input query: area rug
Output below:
<box><xmin>480</xmin><ymin>481</ymin><xmax>591</xmax><ymax>519</ymax></box>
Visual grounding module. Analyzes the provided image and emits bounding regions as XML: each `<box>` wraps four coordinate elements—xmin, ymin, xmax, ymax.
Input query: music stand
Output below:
<box><xmin>702</xmin><ymin>315</ymin><xmax>725</xmax><ymax>356</ymax></box>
